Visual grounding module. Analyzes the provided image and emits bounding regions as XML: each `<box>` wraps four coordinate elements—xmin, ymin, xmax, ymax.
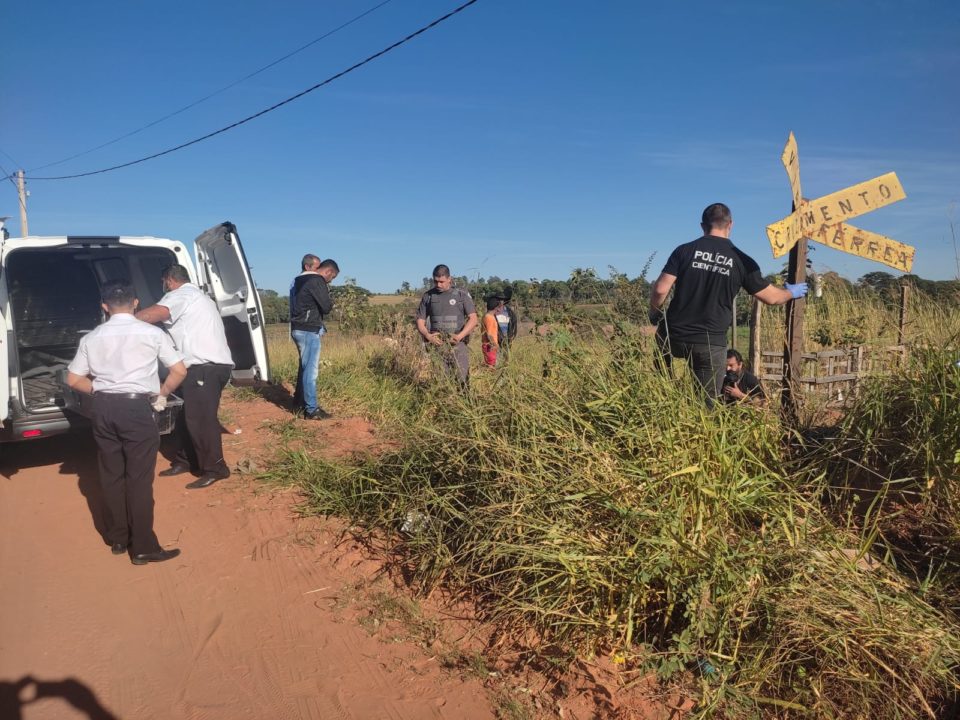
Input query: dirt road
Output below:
<box><xmin>0</xmin><ymin>424</ymin><xmax>494</xmax><ymax>720</ymax></box>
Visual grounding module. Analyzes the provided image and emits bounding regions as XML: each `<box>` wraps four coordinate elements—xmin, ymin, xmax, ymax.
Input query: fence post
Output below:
<box><xmin>781</xmin><ymin>239</ymin><xmax>809</xmax><ymax>418</ymax></box>
<box><xmin>749</xmin><ymin>297</ymin><xmax>762</xmax><ymax>373</ymax></box>
<box><xmin>898</xmin><ymin>281</ymin><xmax>911</xmax><ymax>345</ymax></box>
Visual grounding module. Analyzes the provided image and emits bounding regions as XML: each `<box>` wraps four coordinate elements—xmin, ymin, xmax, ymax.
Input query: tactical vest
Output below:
<box><xmin>427</xmin><ymin>289</ymin><xmax>469</xmax><ymax>334</ymax></box>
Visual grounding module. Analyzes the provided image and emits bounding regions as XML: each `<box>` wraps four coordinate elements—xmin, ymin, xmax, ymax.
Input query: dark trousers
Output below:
<box><xmin>656</xmin><ymin>329</ymin><xmax>727</xmax><ymax>408</ymax></box>
<box><xmin>92</xmin><ymin>393</ymin><xmax>162</xmax><ymax>555</ymax></box>
<box><xmin>428</xmin><ymin>342</ymin><xmax>470</xmax><ymax>388</ymax></box>
<box><xmin>172</xmin><ymin>363</ymin><xmax>231</xmax><ymax>475</ymax></box>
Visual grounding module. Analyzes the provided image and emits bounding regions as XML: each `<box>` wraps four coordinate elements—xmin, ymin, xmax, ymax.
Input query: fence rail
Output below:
<box><xmin>758</xmin><ymin>345</ymin><xmax>907</xmax><ymax>399</ymax></box>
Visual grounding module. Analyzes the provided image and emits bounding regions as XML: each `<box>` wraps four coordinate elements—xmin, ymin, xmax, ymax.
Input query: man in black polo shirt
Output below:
<box><xmin>649</xmin><ymin>203</ymin><xmax>807</xmax><ymax>406</ymax></box>
<box><xmin>722</xmin><ymin>348</ymin><xmax>765</xmax><ymax>404</ymax></box>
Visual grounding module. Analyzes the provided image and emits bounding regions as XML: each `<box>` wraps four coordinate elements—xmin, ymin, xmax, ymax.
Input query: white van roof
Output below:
<box><xmin>1</xmin><ymin>235</ymin><xmax>187</xmax><ymax>254</ymax></box>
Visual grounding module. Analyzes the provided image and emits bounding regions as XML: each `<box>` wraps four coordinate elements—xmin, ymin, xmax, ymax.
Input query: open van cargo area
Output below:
<box><xmin>7</xmin><ymin>245</ymin><xmax>178</xmax><ymax>412</ymax></box>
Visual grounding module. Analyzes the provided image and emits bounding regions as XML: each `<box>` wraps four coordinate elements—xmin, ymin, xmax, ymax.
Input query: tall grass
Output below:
<box><xmin>801</xmin><ymin>344</ymin><xmax>960</xmax><ymax>603</ymax></box>
<box><xmin>758</xmin><ymin>282</ymin><xmax>960</xmax><ymax>352</ymax></box>
<box><xmin>263</xmin><ymin>326</ymin><xmax>960</xmax><ymax>718</ymax></box>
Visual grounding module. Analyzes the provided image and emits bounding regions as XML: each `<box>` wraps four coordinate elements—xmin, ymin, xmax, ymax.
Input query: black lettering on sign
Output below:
<box><xmin>858</xmin><ymin>191</ymin><xmax>870</xmax><ymax>207</ymax></box>
<box><xmin>839</xmin><ymin>198</ymin><xmax>853</xmax><ymax>215</ymax></box>
<box><xmin>851</xmin><ymin>233</ymin><xmax>865</xmax><ymax>251</ymax></box>
<box><xmin>820</xmin><ymin>206</ymin><xmax>832</xmax><ymax>222</ymax></box>
<box><xmin>867</xmin><ymin>240</ymin><xmax>880</xmax><ymax>257</ymax></box>
<box><xmin>773</xmin><ymin>230</ymin><xmax>784</xmax><ymax>250</ymax></box>
<box><xmin>803</xmin><ymin>209</ymin><xmax>816</xmax><ymax>225</ymax></box>
<box><xmin>879</xmin><ymin>184</ymin><xmax>892</xmax><ymax>199</ymax></box>
<box><xmin>830</xmin><ymin>227</ymin><xmax>845</xmax><ymax>247</ymax></box>
<box><xmin>883</xmin><ymin>245</ymin><xmax>893</xmax><ymax>262</ymax></box>
<box><xmin>788</xmin><ymin>151</ymin><xmax>796</xmax><ymax>166</ymax></box>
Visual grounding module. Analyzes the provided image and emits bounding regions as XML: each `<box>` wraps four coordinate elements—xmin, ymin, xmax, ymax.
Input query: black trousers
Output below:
<box><xmin>172</xmin><ymin>363</ymin><xmax>231</xmax><ymax>475</ymax></box>
<box><xmin>92</xmin><ymin>393</ymin><xmax>162</xmax><ymax>555</ymax></box>
<box><xmin>655</xmin><ymin>328</ymin><xmax>727</xmax><ymax>408</ymax></box>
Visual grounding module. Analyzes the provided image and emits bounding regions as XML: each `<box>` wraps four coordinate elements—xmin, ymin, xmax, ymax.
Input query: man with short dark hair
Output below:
<box><xmin>290</xmin><ymin>257</ymin><xmax>339</xmax><ymax>419</ymax></box>
<box><xmin>67</xmin><ymin>281</ymin><xmax>187</xmax><ymax>564</ymax></box>
<box><xmin>649</xmin><ymin>203</ymin><xmax>807</xmax><ymax>406</ymax></box>
<box><xmin>722</xmin><ymin>348</ymin><xmax>765</xmax><ymax>404</ymax></box>
<box><xmin>416</xmin><ymin>265</ymin><xmax>477</xmax><ymax>385</ymax></box>
<box><xmin>136</xmin><ymin>264</ymin><xmax>235</xmax><ymax>488</ymax></box>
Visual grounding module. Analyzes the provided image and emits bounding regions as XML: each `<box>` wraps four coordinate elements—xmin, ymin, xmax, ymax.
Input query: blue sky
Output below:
<box><xmin>2</xmin><ymin>0</ymin><xmax>958</xmax><ymax>293</ymax></box>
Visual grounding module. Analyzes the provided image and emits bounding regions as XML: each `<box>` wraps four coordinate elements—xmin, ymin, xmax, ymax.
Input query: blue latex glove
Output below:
<box><xmin>785</xmin><ymin>282</ymin><xmax>808</xmax><ymax>299</ymax></box>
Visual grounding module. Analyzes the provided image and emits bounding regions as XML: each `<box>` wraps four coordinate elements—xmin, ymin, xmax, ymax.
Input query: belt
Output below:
<box><xmin>96</xmin><ymin>392</ymin><xmax>151</xmax><ymax>400</ymax></box>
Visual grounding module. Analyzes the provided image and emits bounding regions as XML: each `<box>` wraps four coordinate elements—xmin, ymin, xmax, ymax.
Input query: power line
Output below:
<box><xmin>28</xmin><ymin>0</ymin><xmax>479</xmax><ymax>182</ymax></box>
<box><xmin>0</xmin><ymin>147</ymin><xmax>22</xmax><ymax>169</ymax></box>
<box><xmin>27</xmin><ymin>0</ymin><xmax>394</xmax><ymax>173</ymax></box>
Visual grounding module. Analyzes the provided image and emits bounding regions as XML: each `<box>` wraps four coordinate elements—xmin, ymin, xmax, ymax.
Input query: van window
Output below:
<box><xmin>210</xmin><ymin>243</ymin><xmax>246</xmax><ymax>298</ymax></box>
<box><xmin>92</xmin><ymin>257</ymin><xmax>128</xmax><ymax>284</ymax></box>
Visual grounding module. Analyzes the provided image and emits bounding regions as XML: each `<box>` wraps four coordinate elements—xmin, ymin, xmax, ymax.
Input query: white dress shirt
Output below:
<box><xmin>158</xmin><ymin>283</ymin><xmax>234</xmax><ymax>368</ymax></box>
<box><xmin>68</xmin><ymin>313</ymin><xmax>183</xmax><ymax>394</ymax></box>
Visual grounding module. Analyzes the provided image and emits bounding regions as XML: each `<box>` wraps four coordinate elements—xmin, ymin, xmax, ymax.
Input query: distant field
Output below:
<box><xmin>368</xmin><ymin>294</ymin><xmax>416</xmax><ymax>306</ymax></box>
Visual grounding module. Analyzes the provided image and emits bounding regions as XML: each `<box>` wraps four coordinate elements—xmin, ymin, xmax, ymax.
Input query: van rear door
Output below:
<box><xmin>0</xmin><ymin>307</ymin><xmax>8</xmax><ymax>422</ymax></box>
<box><xmin>193</xmin><ymin>222</ymin><xmax>271</xmax><ymax>383</ymax></box>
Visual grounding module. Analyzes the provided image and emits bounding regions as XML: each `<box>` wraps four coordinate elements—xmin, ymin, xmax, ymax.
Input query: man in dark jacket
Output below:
<box><xmin>290</xmin><ymin>256</ymin><xmax>339</xmax><ymax>419</ymax></box>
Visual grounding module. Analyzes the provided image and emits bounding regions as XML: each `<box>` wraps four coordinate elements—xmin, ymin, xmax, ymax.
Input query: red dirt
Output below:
<box><xmin>0</xmin><ymin>393</ymin><xmax>493</xmax><ymax>720</ymax></box>
<box><xmin>0</xmin><ymin>389</ymin><xmax>683</xmax><ymax>720</ymax></box>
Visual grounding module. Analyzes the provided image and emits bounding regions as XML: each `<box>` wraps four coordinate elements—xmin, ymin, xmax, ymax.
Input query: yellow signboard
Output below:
<box><xmin>767</xmin><ymin>172</ymin><xmax>906</xmax><ymax>257</ymax></box>
<box><xmin>781</xmin><ymin>132</ymin><xmax>802</xmax><ymax>210</ymax></box>
<box><xmin>810</xmin><ymin>222</ymin><xmax>914</xmax><ymax>272</ymax></box>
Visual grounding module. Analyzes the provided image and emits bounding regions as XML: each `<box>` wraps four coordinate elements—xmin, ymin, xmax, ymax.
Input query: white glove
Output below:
<box><xmin>151</xmin><ymin>395</ymin><xmax>168</xmax><ymax>412</ymax></box>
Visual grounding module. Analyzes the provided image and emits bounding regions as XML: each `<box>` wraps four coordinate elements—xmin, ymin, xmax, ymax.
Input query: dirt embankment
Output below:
<box><xmin>1</xmin><ymin>389</ymin><xmax>683</xmax><ymax>720</ymax></box>
<box><xmin>0</xmin><ymin>393</ymin><xmax>494</xmax><ymax>720</ymax></box>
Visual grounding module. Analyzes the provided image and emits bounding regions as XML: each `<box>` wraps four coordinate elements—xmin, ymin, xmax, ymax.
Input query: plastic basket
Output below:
<box><xmin>154</xmin><ymin>395</ymin><xmax>184</xmax><ymax>435</ymax></box>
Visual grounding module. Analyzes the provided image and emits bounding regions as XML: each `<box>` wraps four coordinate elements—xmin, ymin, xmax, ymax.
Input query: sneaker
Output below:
<box><xmin>304</xmin><ymin>408</ymin><xmax>332</xmax><ymax>420</ymax></box>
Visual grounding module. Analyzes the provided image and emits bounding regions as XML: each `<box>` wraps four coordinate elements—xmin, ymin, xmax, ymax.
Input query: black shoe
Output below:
<box><xmin>185</xmin><ymin>471</ymin><xmax>229</xmax><ymax>489</ymax></box>
<box><xmin>111</xmin><ymin>543</ymin><xmax>127</xmax><ymax>555</ymax></box>
<box><xmin>305</xmin><ymin>408</ymin><xmax>332</xmax><ymax>420</ymax></box>
<box><xmin>159</xmin><ymin>463</ymin><xmax>193</xmax><ymax>477</ymax></box>
<box><xmin>131</xmin><ymin>548</ymin><xmax>181</xmax><ymax>565</ymax></box>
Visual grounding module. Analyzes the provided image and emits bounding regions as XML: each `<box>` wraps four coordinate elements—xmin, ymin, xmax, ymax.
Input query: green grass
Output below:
<box><xmin>260</xmin><ymin>298</ymin><xmax>960</xmax><ymax>718</ymax></box>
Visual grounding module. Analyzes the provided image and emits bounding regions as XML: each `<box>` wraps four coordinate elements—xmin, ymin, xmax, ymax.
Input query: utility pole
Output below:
<box><xmin>16</xmin><ymin>170</ymin><xmax>28</xmax><ymax>237</ymax></box>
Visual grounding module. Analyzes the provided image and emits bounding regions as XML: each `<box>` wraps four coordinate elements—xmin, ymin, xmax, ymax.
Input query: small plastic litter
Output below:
<box><xmin>695</xmin><ymin>658</ymin><xmax>717</xmax><ymax>677</ymax></box>
<box><xmin>400</xmin><ymin>510</ymin><xmax>430</xmax><ymax>534</ymax></box>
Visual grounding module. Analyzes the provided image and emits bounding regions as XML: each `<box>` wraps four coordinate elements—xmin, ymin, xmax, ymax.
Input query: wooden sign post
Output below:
<box><xmin>766</xmin><ymin>133</ymin><xmax>917</xmax><ymax>416</ymax></box>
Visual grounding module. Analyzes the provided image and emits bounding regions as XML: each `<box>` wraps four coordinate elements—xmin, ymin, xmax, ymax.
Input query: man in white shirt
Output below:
<box><xmin>136</xmin><ymin>264</ymin><xmax>235</xmax><ymax>489</ymax></box>
<box><xmin>67</xmin><ymin>281</ymin><xmax>187</xmax><ymax>564</ymax></box>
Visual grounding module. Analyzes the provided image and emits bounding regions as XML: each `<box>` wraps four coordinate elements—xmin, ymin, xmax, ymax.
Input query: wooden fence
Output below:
<box><xmin>757</xmin><ymin>345</ymin><xmax>907</xmax><ymax>400</ymax></box>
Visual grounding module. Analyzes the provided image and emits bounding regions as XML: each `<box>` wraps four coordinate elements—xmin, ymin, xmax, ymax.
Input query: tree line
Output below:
<box><xmin>256</xmin><ymin>267</ymin><xmax>960</xmax><ymax>326</ymax></box>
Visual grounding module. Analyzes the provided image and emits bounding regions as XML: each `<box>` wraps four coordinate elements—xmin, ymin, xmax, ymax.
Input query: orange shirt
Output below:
<box><xmin>481</xmin><ymin>312</ymin><xmax>499</xmax><ymax>347</ymax></box>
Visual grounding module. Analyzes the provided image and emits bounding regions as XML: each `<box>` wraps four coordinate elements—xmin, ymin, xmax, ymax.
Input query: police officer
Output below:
<box><xmin>649</xmin><ymin>203</ymin><xmax>807</xmax><ymax>406</ymax></box>
<box><xmin>136</xmin><ymin>264</ymin><xmax>234</xmax><ymax>489</ymax></box>
<box><xmin>67</xmin><ymin>281</ymin><xmax>187</xmax><ymax>565</ymax></box>
<box><xmin>416</xmin><ymin>264</ymin><xmax>478</xmax><ymax>385</ymax></box>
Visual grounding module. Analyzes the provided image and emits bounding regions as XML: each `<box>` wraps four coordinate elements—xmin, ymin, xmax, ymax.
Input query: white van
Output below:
<box><xmin>0</xmin><ymin>221</ymin><xmax>270</xmax><ymax>442</ymax></box>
